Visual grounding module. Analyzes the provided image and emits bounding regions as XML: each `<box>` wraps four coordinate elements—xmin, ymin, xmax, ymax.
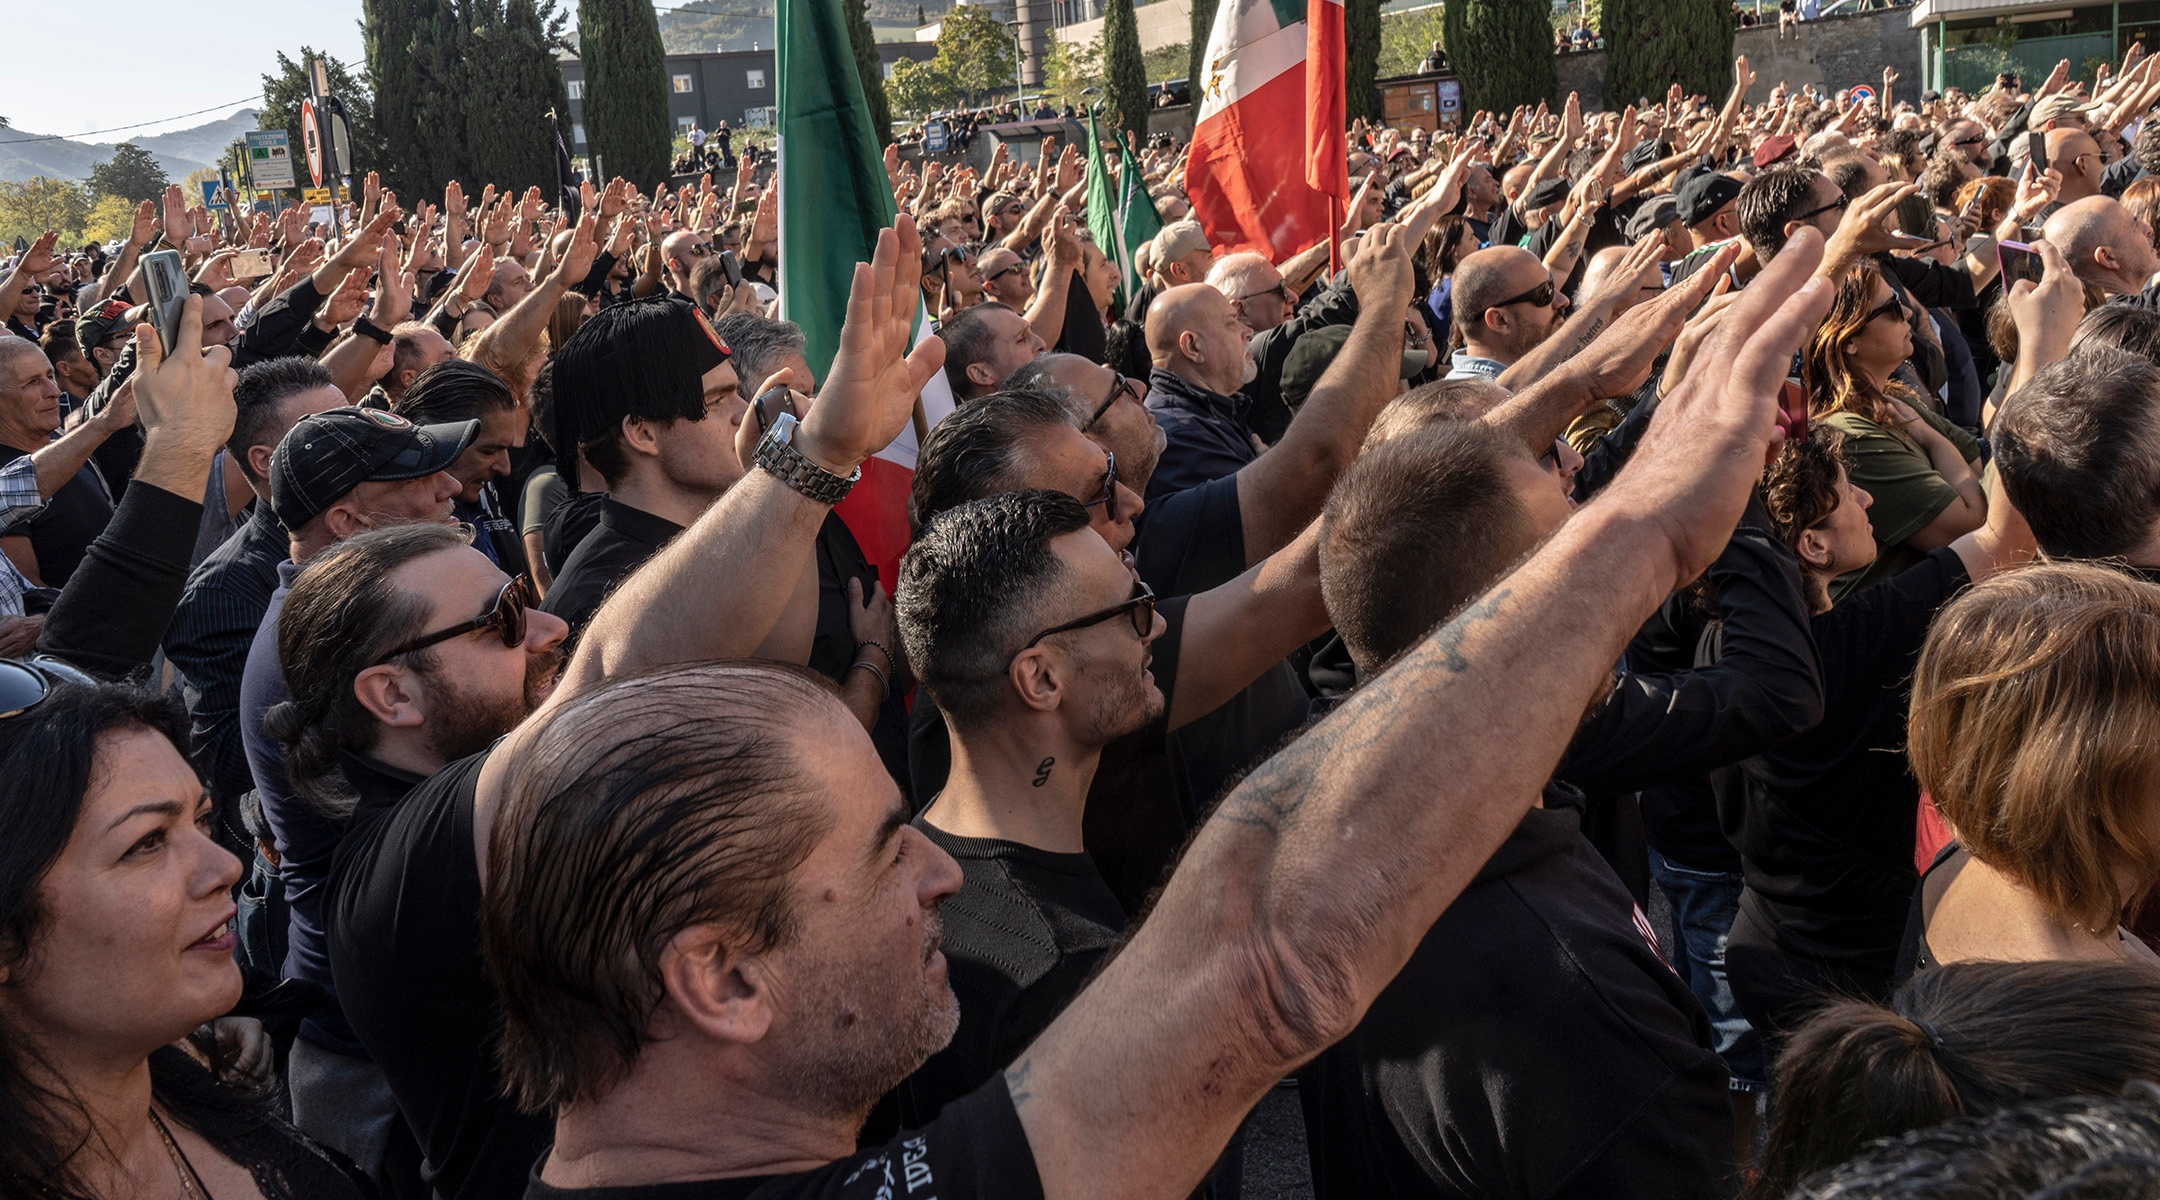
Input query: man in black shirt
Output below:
<box><xmin>0</xmin><ymin>336</ymin><xmax>113</xmax><ymax>586</ymax></box>
<box><xmin>470</xmin><ymin>219</ymin><xmax>1840</xmax><ymax>1200</ymax></box>
<box><xmin>892</xmin><ymin>490</ymin><xmax>1169</xmax><ymax>1124</ymax></box>
<box><xmin>536</xmin><ymin>296</ymin><xmax>744</xmax><ymax>637</ymax></box>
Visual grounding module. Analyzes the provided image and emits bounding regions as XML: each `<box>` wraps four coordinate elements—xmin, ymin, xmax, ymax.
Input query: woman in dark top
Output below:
<box><xmin>1723</xmin><ymin>430</ymin><xmax>2031</xmax><ymax>1040</ymax></box>
<box><xmin>0</xmin><ymin>664</ymin><xmax>370</xmax><ymax>1199</ymax></box>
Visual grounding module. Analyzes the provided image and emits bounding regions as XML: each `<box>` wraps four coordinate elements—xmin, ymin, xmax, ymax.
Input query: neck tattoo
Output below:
<box><xmin>1032</xmin><ymin>756</ymin><xmax>1055</xmax><ymax>788</ymax></box>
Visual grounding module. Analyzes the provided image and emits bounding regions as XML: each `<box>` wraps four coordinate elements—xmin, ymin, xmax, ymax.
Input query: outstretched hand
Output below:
<box><xmin>797</xmin><ymin>213</ymin><xmax>946</xmax><ymax>475</ymax></box>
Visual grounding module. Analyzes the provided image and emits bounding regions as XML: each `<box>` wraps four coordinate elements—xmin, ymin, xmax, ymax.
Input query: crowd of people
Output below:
<box><xmin>10</xmin><ymin>42</ymin><xmax>2160</xmax><ymax>1200</ymax></box>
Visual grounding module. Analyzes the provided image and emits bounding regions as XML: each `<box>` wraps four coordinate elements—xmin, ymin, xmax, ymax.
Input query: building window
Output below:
<box><xmin>572</xmin><ymin>123</ymin><xmax>586</xmax><ymax>144</ymax></box>
<box><xmin>883</xmin><ymin>61</ymin><xmax>896</xmax><ymax>79</ymax></box>
<box><xmin>673</xmin><ymin>74</ymin><xmax>694</xmax><ymax>93</ymax></box>
<box><xmin>747</xmin><ymin>68</ymin><xmax>767</xmax><ymax>89</ymax></box>
<box><xmin>678</xmin><ymin>116</ymin><xmax>696</xmax><ymax>132</ymax></box>
<box><xmin>566</xmin><ymin>79</ymin><xmax>583</xmax><ymax>99</ymax></box>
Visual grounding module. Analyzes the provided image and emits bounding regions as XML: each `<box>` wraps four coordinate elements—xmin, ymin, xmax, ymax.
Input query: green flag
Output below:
<box><xmin>1083</xmin><ymin>110</ymin><xmax>1162</xmax><ymax>313</ymax></box>
<box><xmin>777</xmin><ymin>0</ymin><xmax>896</xmax><ymax>380</ymax></box>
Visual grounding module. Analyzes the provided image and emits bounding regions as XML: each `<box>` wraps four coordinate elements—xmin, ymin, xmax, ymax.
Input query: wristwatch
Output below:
<box><xmin>754</xmin><ymin>412</ymin><xmax>859</xmax><ymax>504</ymax></box>
<box><xmin>352</xmin><ymin>316</ymin><xmax>392</xmax><ymax>344</ymax></box>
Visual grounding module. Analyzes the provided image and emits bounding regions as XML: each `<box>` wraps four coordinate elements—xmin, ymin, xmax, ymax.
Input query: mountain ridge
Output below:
<box><xmin>0</xmin><ymin>108</ymin><xmax>261</xmax><ymax>185</ymax></box>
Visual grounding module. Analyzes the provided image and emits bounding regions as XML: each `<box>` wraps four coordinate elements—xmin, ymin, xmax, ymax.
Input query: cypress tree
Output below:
<box><xmin>579</xmin><ymin>0</ymin><xmax>674</xmax><ymax>187</ymax></box>
<box><xmin>1603</xmin><ymin>0</ymin><xmax>1733</xmax><ymax>110</ymax></box>
<box><xmin>1346</xmin><ymin>0</ymin><xmax>1381</xmax><ymax>121</ymax></box>
<box><xmin>1102</xmin><ymin>0</ymin><xmax>1148</xmax><ymax>144</ymax></box>
<box><xmin>364</xmin><ymin>0</ymin><xmax>422</xmax><ymax>194</ymax></box>
<box><xmin>1189</xmin><ymin>0</ymin><xmax>1218</xmax><ymax>100</ymax></box>
<box><xmin>1444</xmin><ymin>0</ymin><xmax>1557</xmax><ymax>114</ymax></box>
<box><xmin>843</xmin><ymin>0</ymin><xmax>895</xmax><ymax>146</ymax></box>
<box><xmin>410</xmin><ymin>0</ymin><xmax>475</xmax><ymax>192</ymax></box>
<box><xmin>469</xmin><ymin>0</ymin><xmax>571</xmax><ymax>192</ymax></box>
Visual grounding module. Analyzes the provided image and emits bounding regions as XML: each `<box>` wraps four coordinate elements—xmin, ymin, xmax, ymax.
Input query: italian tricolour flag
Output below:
<box><xmin>1188</xmin><ymin>0</ymin><xmax>1349</xmax><ymax>261</ymax></box>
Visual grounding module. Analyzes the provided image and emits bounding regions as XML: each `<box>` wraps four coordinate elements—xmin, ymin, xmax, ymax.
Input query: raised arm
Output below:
<box><xmin>1006</xmin><ymin>229</ymin><xmax>1838</xmax><ymax>1200</ymax></box>
<box><xmin>470</xmin><ymin>214</ymin><xmax>598</xmax><ymax>382</ymax></box>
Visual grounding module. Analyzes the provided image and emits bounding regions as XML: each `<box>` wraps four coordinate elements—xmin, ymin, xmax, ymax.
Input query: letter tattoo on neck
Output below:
<box><xmin>1032</xmin><ymin>756</ymin><xmax>1055</xmax><ymax>787</ymax></box>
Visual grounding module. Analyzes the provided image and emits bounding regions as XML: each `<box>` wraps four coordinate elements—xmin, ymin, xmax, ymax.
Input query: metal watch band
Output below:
<box><xmin>754</xmin><ymin>413</ymin><xmax>859</xmax><ymax>505</ymax></box>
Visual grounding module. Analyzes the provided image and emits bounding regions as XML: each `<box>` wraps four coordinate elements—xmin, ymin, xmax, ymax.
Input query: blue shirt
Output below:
<box><xmin>1446</xmin><ymin>350</ymin><xmax>1508</xmax><ymax>381</ymax></box>
<box><xmin>1144</xmin><ymin>367</ymin><xmax>1257</xmax><ymax>503</ymax></box>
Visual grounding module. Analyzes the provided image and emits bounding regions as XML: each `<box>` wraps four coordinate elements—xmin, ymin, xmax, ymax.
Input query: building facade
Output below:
<box><xmin>558</xmin><ymin>43</ymin><xmax>937</xmax><ymax>150</ymax></box>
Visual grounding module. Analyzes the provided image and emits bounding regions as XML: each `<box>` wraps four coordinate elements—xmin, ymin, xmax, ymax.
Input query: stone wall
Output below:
<box><xmin>1551</xmin><ymin>7</ymin><xmax>1921</xmax><ymax>112</ymax></box>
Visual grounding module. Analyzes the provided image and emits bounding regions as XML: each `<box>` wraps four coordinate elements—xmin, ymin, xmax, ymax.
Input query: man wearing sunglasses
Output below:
<box><xmin>659</xmin><ymin>229</ymin><xmax>713</xmax><ymax>302</ymax></box>
<box><xmin>1446</xmin><ymin>247</ymin><xmax>1568</xmax><ymax>382</ymax></box>
<box><xmin>975</xmin><ymin>247</ymin><xmax>1035</xmax><ymax>313</ymax></box>
<box><xmin>891</xmin><ymin>489</ymin><xmax>1167</xmax><ymax>1124</ymax></box>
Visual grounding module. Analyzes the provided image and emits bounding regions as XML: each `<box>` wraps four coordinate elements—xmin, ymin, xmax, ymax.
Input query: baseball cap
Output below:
<box><xmin>1625</xmin><ymin>196</ymin><xmax>1683</xmax><ymax>243</ymax></box>
<box><xmin>268</xmin><ymin>407</ymin><xmax>478</xmax><ymax>532</ymax></box>
<box><xmin>1675</xmin><ymin>169</ymin><xmax>1746</xmax><ymax>226</ymax></box>
<box><xmin>1521</xmin><ymin>178</ymin><xmax>1571</xmax><ymax>212</ymax></box>
<box><xmin>2030</xmin><ymin>94</ymin><xmax>2098</xmax><ymax>126</ymax></box>
<box><xmin>75</xmin><ymin>298</ymin><xmax>136</xmax><ymax>349</ymax></box>
<box><xmin>1752</xmin><ymin>135</ymin><xmax>1798</xmax><ymax>168</ymax></box>
<box><xmin>1621</xmin><ymin>139</ymin><xmax>1665</xmax><ymax>174</ymax></box>
<box><xmin>1279</xmin><ymin>325</ymin><xmax>1425</xmax><ymax>412</ymax></box>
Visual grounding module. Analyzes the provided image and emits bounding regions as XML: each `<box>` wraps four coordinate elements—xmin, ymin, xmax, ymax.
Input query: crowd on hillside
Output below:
<box><xmin>11</xmin><ymin>43</ymin><xmax>2160</xmax><ymax>1200</ymax></box>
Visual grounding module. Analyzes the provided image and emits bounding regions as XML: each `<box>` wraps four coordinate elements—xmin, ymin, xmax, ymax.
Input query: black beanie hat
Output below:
<box><xmin>544</xmin><ymin>295</ymin><xmax>730</xmax><ymax>483</ymax></box>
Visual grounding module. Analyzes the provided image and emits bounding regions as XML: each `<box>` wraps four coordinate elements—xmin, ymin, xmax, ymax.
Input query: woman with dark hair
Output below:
<box><xmin>0</xmin><ymin>661</ymin><xmax>369</xmax><ymax>1198</ymax></box>
<box><xmin>1804</xmin><ymin>260</ymin><xmax>1985</xmax><ymax>599</ymax></box>
<box><xmin>1748</xmin><ymin>960</ymin><xmax>2160</xmax><ymax>1198</ymax></box>
<box><xmin>1724</xmin><ymin>432</ymin><xmax>2032</xmax><ymax>1042</ymax></box>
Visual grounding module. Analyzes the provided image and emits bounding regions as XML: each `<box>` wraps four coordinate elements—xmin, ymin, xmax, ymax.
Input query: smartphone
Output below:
<box><xmin>140</xmin><ymin>248</ymin><xmax>188</xmax><ymax>356</ymax></box>
<box><xmin>1998</xmin><ymin>239</ymin><xmax>2044</xmax><ymax>287</ymax></box>
<box><xmin>2025</xmin><ymin>130</ymin><xmax>2047</xmax><ymax>169</ymax></box>
<box><xmin>229</xmin><ymin>247</ymin><xmax>273</xmax><ymax>281</ymax></box>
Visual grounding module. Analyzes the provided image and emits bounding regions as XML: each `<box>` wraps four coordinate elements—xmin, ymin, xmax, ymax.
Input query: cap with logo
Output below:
<box><xmin>75</xmin><ymin>298</ymin><xmax>138</xmax><ymax>349</ymax></box>
<box><xmin>268</xmin><ymin>406</ymin><xmax>479</xmax><ymax>532</ymax></box>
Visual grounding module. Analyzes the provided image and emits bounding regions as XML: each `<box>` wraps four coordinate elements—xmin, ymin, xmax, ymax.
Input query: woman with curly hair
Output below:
<box><xmin>1805</xmin><ymin>259</ymin><xmax>1985</xmax><ymax>599</ymax></box>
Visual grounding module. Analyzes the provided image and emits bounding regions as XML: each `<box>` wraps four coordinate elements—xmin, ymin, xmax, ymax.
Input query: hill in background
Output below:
<box><xmin>0</xmin><ymin>108</ymin><xmax>261</xmax><ymax>185</ymax></box>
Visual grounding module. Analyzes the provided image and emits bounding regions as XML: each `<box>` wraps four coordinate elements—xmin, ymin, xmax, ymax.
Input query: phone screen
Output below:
<box><xmin>1998</xmin><ymin>239</ymin><xmax>2043</xmax><ymax>288</ymax></box>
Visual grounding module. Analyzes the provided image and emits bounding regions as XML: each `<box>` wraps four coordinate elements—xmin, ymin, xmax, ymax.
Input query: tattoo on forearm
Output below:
<box><xmin>1569</xmin><ymin>317</ymin><xmax>1607</xmax><ymax>354</ymax></box>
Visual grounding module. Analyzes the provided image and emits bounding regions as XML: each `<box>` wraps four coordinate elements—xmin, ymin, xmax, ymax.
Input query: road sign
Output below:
<box><xmin>924</xmin><ymin>119</ymin><xmax>949</xmax><ymax>154</ymax></box>
<box><xmin>201</xmin><ymin>181</ymin><xmax>228</xmax><ymax>210</ymax></box>
<box><xmin>303</xmin><ymin>187</ymin><xmax>333</xmax><ymax>204</ymax></box>
<box><xmin>245</xmin><ymin>130</ymin><xmax>295</xmax><ymax>189</ymax></box>
<box><xmin>1850</xmin><ymin>84</ymin><xmax>1877</xmax><ymax>105</ymax></box>
<box><xmin>301</xmin><ymin>99</ymin><xmax>324</xmax><ymax>188</ymax></box>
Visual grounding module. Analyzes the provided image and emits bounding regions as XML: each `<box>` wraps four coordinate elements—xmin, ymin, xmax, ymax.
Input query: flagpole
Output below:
<box><xmin>1328</xmin><ymin>195</ymin><xmax>1341</xmax><ymax>276</ymax></box>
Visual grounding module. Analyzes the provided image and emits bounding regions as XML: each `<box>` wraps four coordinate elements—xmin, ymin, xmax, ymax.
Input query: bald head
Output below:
<box><xmin>1147</xmin><ymin>283</ymin><xmax>1255</xmax><ymax>397</ymax></box>
<box><xmin>2042</xmin><ymin>197</ymin><xmax>2160</xmax><ymax>298</ymax></box>
<box><xmin>1451</xmin><ymin>246</ymin><xmax>1566</xmax><ymax>364</ymax></box>
<box><xmin>1207</xmin><ymin>251</ymin><xmax>1291</xmax><ymax>331</ymax></box>
<box><xmin>2047</xmin><ymin>127</ymin><xmax>2104</xmax><ymax>204</ymax></box>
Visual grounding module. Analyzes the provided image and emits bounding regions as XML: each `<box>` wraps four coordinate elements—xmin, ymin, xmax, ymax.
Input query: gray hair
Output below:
<box><xmin>710</xmin><ymin>313</ymin><xmax>809</xmax><ymax>389</ymax></box>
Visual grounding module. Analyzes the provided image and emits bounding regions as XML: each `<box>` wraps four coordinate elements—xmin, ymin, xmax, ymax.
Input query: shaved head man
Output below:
<box><xmin>660</xmin><ymin>229</ymin><xmax>713</xmax><ymax>299</ymax></box>
<box><xmin>1207</xmin><ymin>251</ymin><xmax>1294</xmax><ymax>333</ymax></box>
<box><xmin>2042</xmin><ymin>197</ymin><xmax>2160</xmax><ymax>299</ymax></box>
<box><xmin>2046</xmin><ymin>127</ymin><xmax>2105</xmax><ymax>206</ymax></box>
<box><xmin>975</xmin><ymin>246</ymin><xmax>1033</xmax><ymax>310</ymax></box>
<box><xmin>1446</xmin><ymin>246</ymin><xmax>1567</xmax><ymax>379</ymax></box>
<box><xmin>1147</xmin><ymin>283</ymin><xmax>1255</xmax><ymax>399</ymax></box>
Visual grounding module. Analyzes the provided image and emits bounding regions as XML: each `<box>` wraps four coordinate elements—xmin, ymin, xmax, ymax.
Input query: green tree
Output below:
<box><xmin>462</xmin><ymin>0</ymin><xmax>574</xmax><ymax>193</ymax></box>
<box><xmin>0</xmin><ymin>178</ymin><xmax>90</xmax><ymax>244</ymax></box>
<box><xmin>1602</xmin><ymin>0</ymin><xmax>1731</xmax><ymax>108</ymax></box>
<box><xmin>888</xmin><ymin>55</ymin><xmax>959</xmax><ymax>115</ymax></box>
<box><xmin>844</xmin><ymin>0</ymin><xmax>896</xmax><ymax>145</ymax></box>
<box><xmin>364</xmin><ymin>0</ymin><xmax>423</xmax><ymax>193</ymax></box>
<box><xmin>1101</xmin><ymin>0</ymin><xmax>1148</xmax><ymax>143</ymax></box>
<box><xmin>86</xmin><ymin>143</ymin><xmax>169</xmax><ymax>204</ymax></box>
<box><xmin>409</xmin><ymin>0</ymin><xmax>476</xmax><ymax>191</ymax></box>
<box><xmin>579</xmin><ymin>0</ymin><xmax>674</xmax><ymax>185</ymax></box>
<box><xmin>1445</xmin><ymin>0</ymin><xmax>1556</xmax><ymax>113</ymax></box>
<box><xmin>1346</xmin><ymin>0</ymin><xmax>1381</xmax><ymax>121</ymax></box>
<box><xmin>1189</xmin><ymin>0</ymin><xmax>1218</xmax><ymax>102</ymax></box>
<box><xmin>1043</xmin><ymin>37</ymin><xmax>1104</xmax><ymax>107</ymax></box>
<box><xmin>259</xmin><ymin>49</ymin><xmax>386</xmax><ymax>189</ymax></box>
<box><xmin>1142</xmin><ymin>42</ymin><xmax>1188</xmax><ymax>84</ymax></box>
<box><xmin>82</xmin><ymin>195</ymin><xmax>138</xmax><ymax>244</ymax></box>
<box><xmin>935</xmin><ymin>4</ymin><xmax>1017</xmax><ymax>104</ymax></box>
<box><xmin>1379</xmin><ymin>6</ymin><xmax>1447</xmax><ymax>77</ymax></box>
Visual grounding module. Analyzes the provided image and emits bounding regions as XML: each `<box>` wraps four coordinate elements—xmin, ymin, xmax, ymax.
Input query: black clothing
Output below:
<box><xmin>1877</xmin><ymin>251</ymin><xmax>1976</xmax><ymax>311</ymax></box>
<box><xmin>897</xmin><ymin>824</ymin><xmax>1125</xmax><ymax>1125</ymax></box>
<box><xmin>1051</xmin><ymin>269</ymin><xmax>1106</xmax><ymax>363</ymax></box>
<box><xmin>2104</xmin><ymin>155</ymin><xmax>2147</xmax><ymax>199</ymax></box>
<box><xmin>910</xmin><ymin>596</ymin><xmax>1191</xmax><ymax>914</ymax></box>
<box><xmin>326</xmin><ymin>751</ymin><xmax>551</xmax><ymax>1200</ymax></box>
<box><xmin>1244</xmin><ymin>269</ymin><xmax>1362</xmax><ymax>445</ymax></box>
<box><xmin>33</xmin><ymin>474</ymin><xmax>200</xmax><ymax>678</ymax></box>
<box><xmin>808</xmin><ymin>513</ymin><xmax>911</xmax><ymax>792</ymax></box>
<box><xmin>541</xmin><ymin>488</ymin><xmax>607</xmax><ymax>575</ymax></box>
<box><xmin>152</xmin><ymin>1046</ymin><xmax>374</xmax><ymax>1200</ymax></box>
<box><xmin>540</xmin><ymin>497</ymin><xmax>682</xmax><ymax>638</ymax></box>
<box><xmin>1145</xmin><ymin>369</ymin><xmax>1256</xmax><ymax>504</ymax></box>
<box><xmin>167</xmin><ymin>506</ymin><xmax>288</xmax><ymax>803</ymax></box>
<box><xmin>522</xmin><ymin>1075</ymin><xmax>1043</xmax><ymax>1200</ymax></box>
<box><xmin>0</xmin><ymin>441</ymin><xmax>112</xmax><ymax>586</ymax></box>
<box><xmin>1724</xmin><ymin>546</ymin><xmax>1972</xmax><ymax>1036</ymax></box>
<box><xmin>1300</xmin><ymin>796</ymin><xmax>1735</xmax><ymax>1200</ymax></box>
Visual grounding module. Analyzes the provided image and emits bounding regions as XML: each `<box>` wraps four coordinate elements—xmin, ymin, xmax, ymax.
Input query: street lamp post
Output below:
<box><xmin>1006</xmin><ymin>17</ymin><xmax>1025</xmax><ymax>108</ymax></box>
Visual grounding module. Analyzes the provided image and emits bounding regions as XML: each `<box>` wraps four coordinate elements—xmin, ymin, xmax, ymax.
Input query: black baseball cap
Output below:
<box><xmin>75</xmin><ymin>298</ymin><xmax>136</xmax><ymax>348</ymax></box>
<box><xmin>1625</xmin><ymin>196</ymin><xmax>1683</xmax><ymax>243</ymax></box>
<box><xmin>1676</xmin><ymin>169</ymin><xmax>1745</xmax><ymax>227</ymax></box>
<box><xmin>269</xmin><ymin>406</ymin><xmax>478</xmax><ymax>532</ymax></box>
<box><xmin>1522</xmin><ymin>178</ymin><xmax>1571</xmax><ymax>212</ymax></box>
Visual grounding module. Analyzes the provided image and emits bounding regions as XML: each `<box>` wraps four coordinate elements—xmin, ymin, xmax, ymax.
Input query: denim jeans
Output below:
<box><xmin>1649</xmin><ymin>849</ymin><xmax>1766</xmax><ymax>1090</ymax></box>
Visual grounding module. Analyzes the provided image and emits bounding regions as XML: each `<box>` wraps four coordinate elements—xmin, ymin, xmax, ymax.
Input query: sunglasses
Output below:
<box><xmin>1471</xmin><ymin>278</ymin><xmax>1556</xmax><ymax>326</ymax></box>
<box><xmin>0</xmin><ymin>656</ymin><xmax>95</xmax><ymax>721</ymax></box>
<box><xmin>1080</xmin><ymin>449</ymin><xmax>1120</xmax><ymax>510</ymax></box>
<box><xmin>1021</xmin><ymin>578</ymin><xmax>1158</xmax><ymax>650</ymax></box>
<box><xmin>1087</xmin><ymin>372</ymin><xmax>1141</xmax><ymax>430</ymax></box>
<box><xmin>1236</xmin><ymin>281</ymin><xmax>1291</xmax><ymax>305</ymax></box>
<box><xmin>983</xmin><ymin>261</ymin><xmax>1025</xmax><ymax>284</ymax></box>
<box><xmin>1792</xmin><ymin>192</ymin><xmax>1851</xmax><ymax>224</ymax></box>
<box><xmin>373</xmin><ymin>576</ymin><xmax>531</xmax><ymax>665</ymax></box>
<box><xmin>1864</xmin><ymin>296</ymin><xmax>1908</xmax><ymax>325</ymax></box>
<box><xmin>1001</xmin><ymin>203</ymin><xmax>1027</xmax><ymax>215</ymax></box>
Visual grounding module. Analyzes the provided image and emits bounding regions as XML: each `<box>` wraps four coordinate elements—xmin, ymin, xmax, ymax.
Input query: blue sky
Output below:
<box><xmin>3</xmin><ymin>3</ymin><xmax>370</xmax><ymax>140</ymax></box>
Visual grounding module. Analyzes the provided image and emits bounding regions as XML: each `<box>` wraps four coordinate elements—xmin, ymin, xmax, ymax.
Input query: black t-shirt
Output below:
<box><xmin>897</xmin><ymin>824</ymin><xmax>1126</xmax><ymax>1126</ymax></box>
<box><xmin>809</xmin><ymin>513</ymin><xmax>910</xmax><ymax>794</ymax></box>
<box><xmin>0</xmin><ymin>443</ymin><xmax>113</xmax><ymax>586</ymax></box>
<box><xmin>541</xmin><ymin>498</ymin><xmax>684</xmax><ymax>640</ymax></box>
<box><xmin>1299</xmin><ymin>797</ymin><xmax>1735</xmax><ymax>1200</ymax></box>
<box><xmin>325</xmin><ymin>751</ymin><xmax>551</xmax><ymax>1200</ymax></box>
<box><xmin>910</xmin><ymin>595</ymin><xmax>1190</xmax><ymax>914</ymax></box>
<box><xmin>542</xmin><ymin>489</ymin><xmax>608</xmax><ymax>576</ymax></box>
<box><xmin>522</xmin><ymin>1075</ymin><xmax>1043</xmax><ymax>1199</ymax></box>
<box><xmin>1722</xmin><ymin>546</ymin><xmax>1972</xmax><ymax>989</ymax></box>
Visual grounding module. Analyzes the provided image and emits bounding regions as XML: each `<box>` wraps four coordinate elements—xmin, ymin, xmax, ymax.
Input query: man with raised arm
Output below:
<box><xmin>472</xmin><ymin>227</ymin><xmax>1840</xmax><ymax>1198</ymax></box>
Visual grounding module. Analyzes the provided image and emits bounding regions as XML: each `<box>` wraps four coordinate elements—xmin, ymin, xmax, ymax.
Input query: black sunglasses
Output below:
<box><xmin>1864</xmin><ymin>296</ymin><xmax>1908</xmax><ymax>325</ymax></box>
<box><xmin>1087</xmin><ymin>372</ymin><xmax>1140</xmax><ymax>430</ymax></box>
<box><xmin>1472</xmin><ymin>278</ymin><xmax>1556</xmax><ymax>326</ymax></box>
<box><xmin>1022</xmin><ymin>578</ymin><xmax>1158</xmax><ymax>650</ymax></box>
<box><xmin>1080</xmin><ymin>449</ymin><xmax>1120</xmax><ymax>510</ymax></box>
<box><xmin>983</xmin><ymin>261</ymin><xmax>1025</xmax><ymax>284</ymax></box>
<box><xmin>373</xmin><ymin>576</ymin><xmax>530</xmax><ymax>664</ymax></box>
<box><xmin>0</xmin><ymin>656</ymin><xmax>95</xmax><ymax>721</ymax></box>
<box><xmin>1236</xmin><ymin>281</ymin><xmax>1291</xmax><ymax>305</ymax></box>
<box><xmin>1792</xmin><ymin>192</ymin><xmax>1851</xmax><ymax>224</ymax></box>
